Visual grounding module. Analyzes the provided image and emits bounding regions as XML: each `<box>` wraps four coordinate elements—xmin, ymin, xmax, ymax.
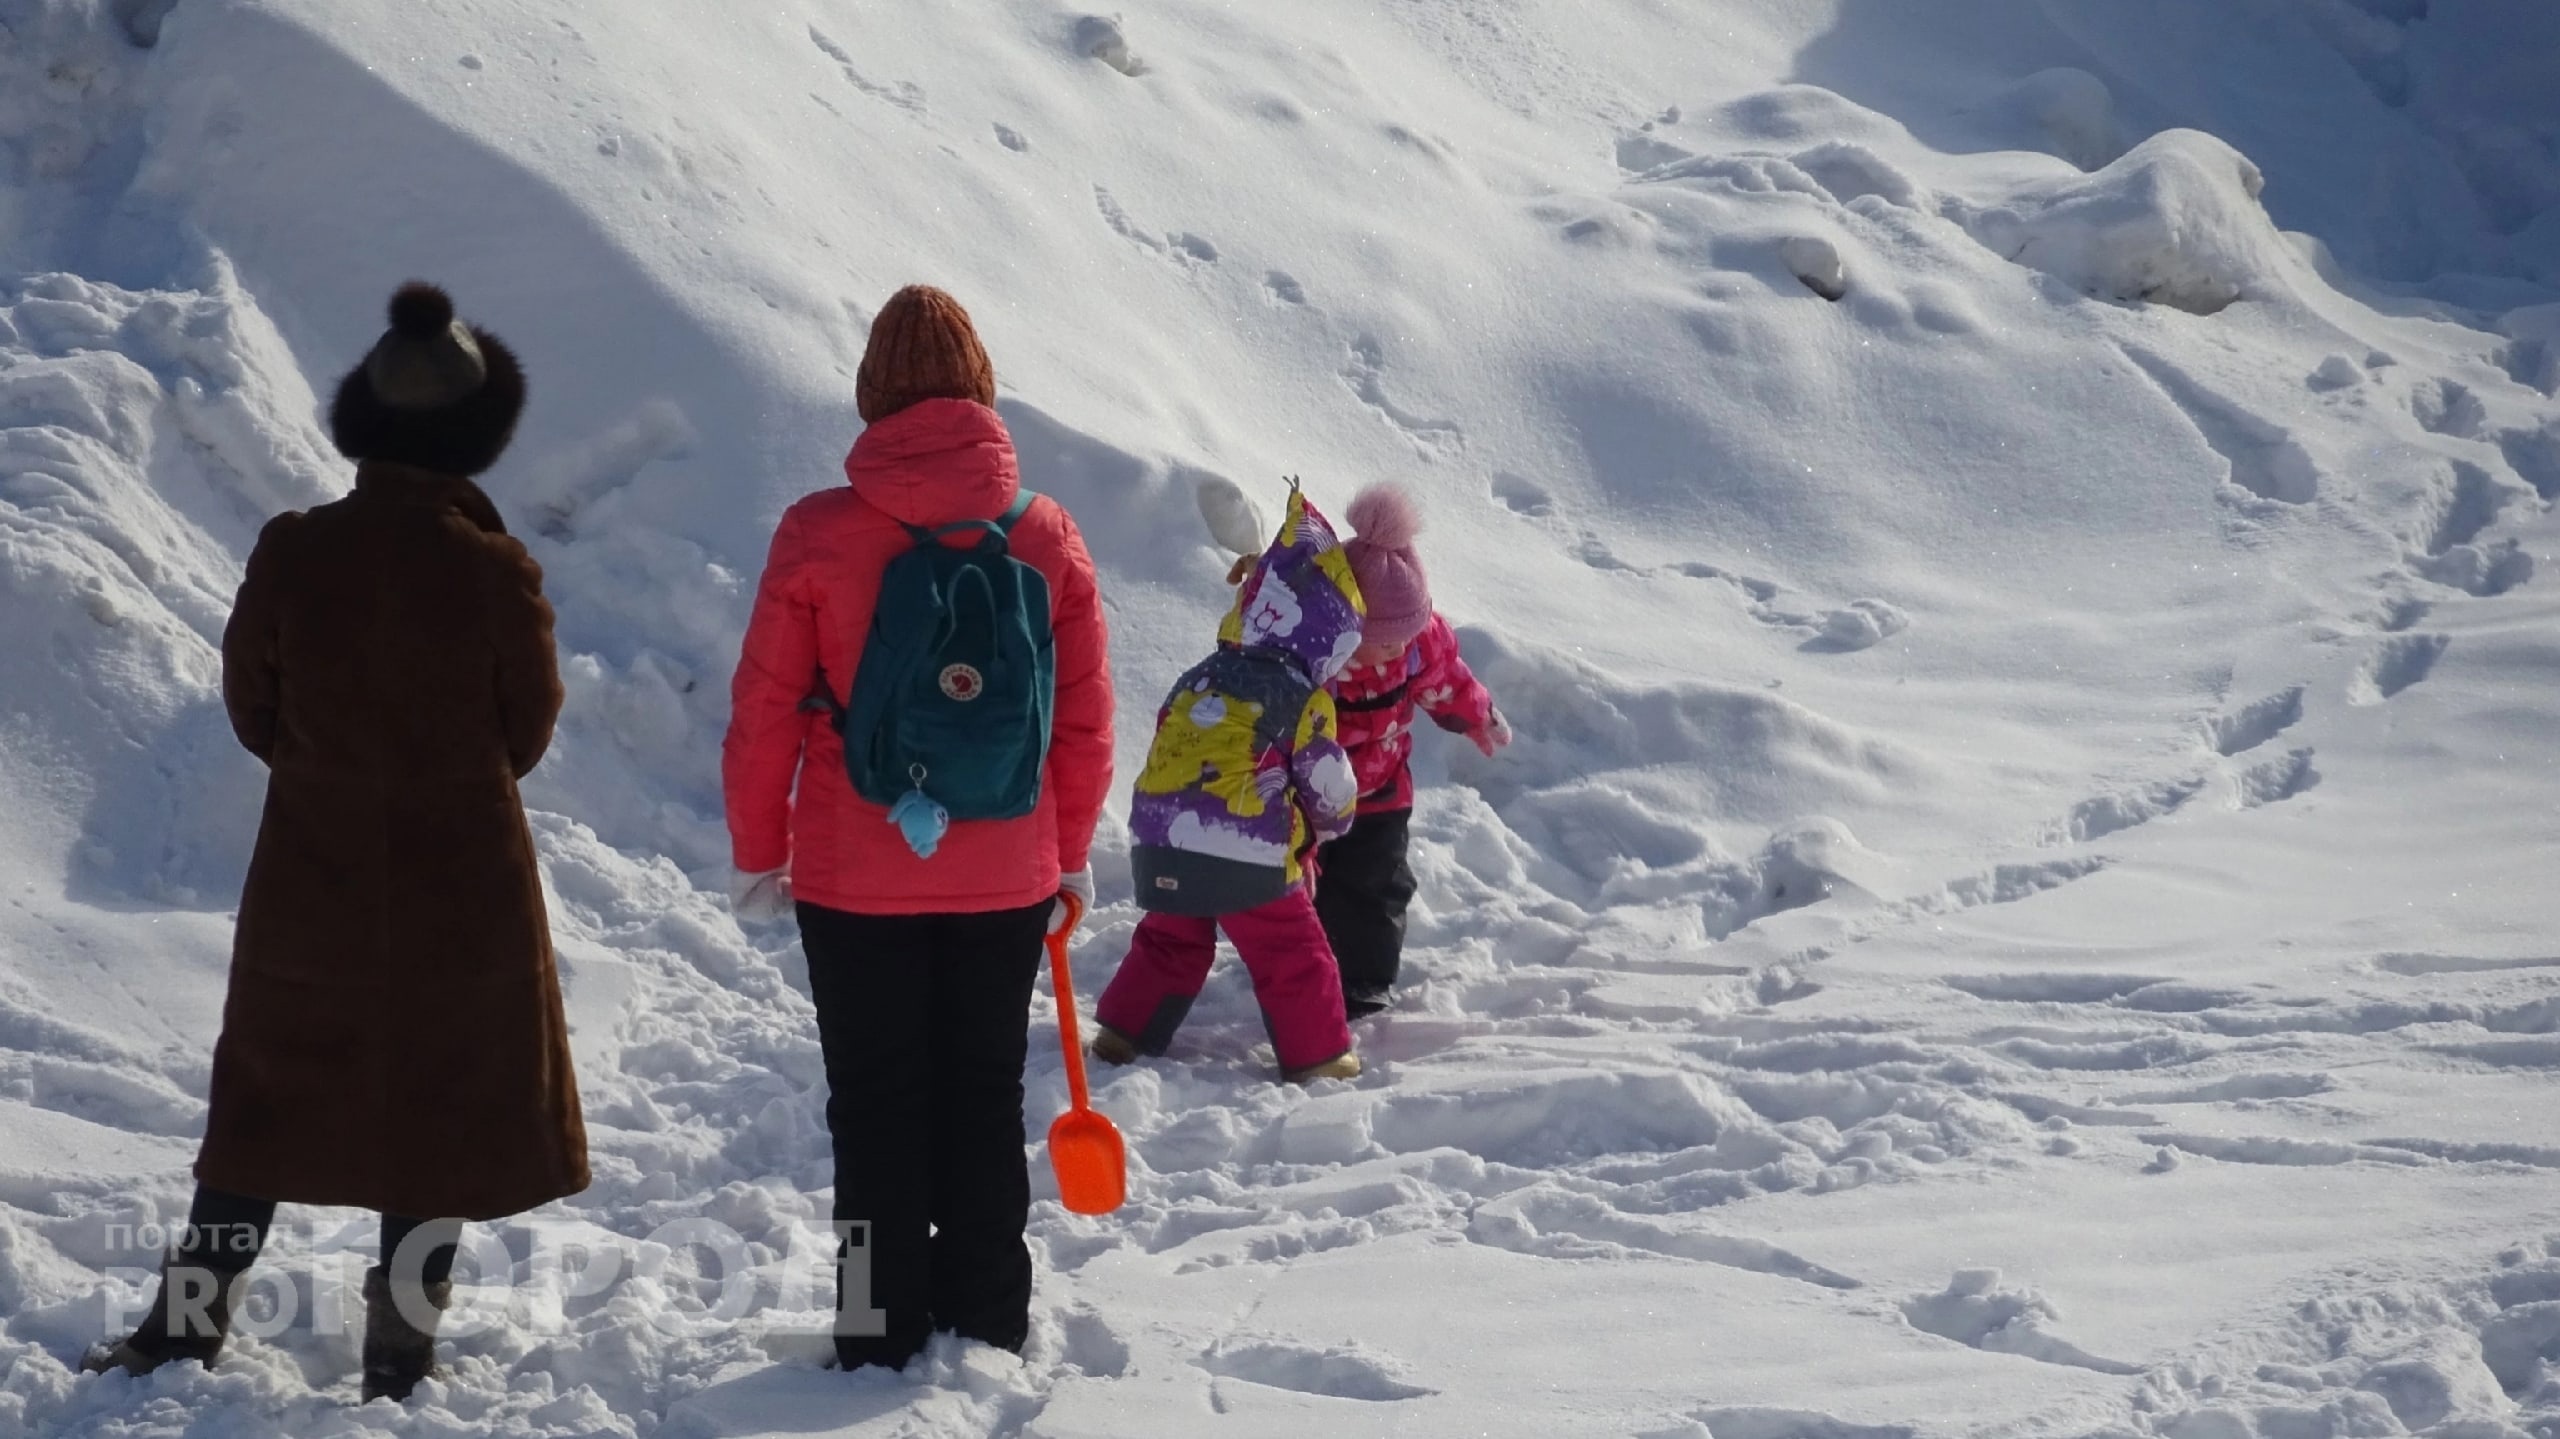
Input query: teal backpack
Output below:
<box><xmin>819</xmin><ymin>490</ymin><xmax>1057</xmax><ymax>824</ymax></box>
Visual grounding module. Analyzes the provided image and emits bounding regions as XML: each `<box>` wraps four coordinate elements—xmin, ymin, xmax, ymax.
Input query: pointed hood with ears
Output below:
<box><xmin>1219</xmin><ymin>487</ymin><xmax>1367</xmax><ymax>684</ymax></box>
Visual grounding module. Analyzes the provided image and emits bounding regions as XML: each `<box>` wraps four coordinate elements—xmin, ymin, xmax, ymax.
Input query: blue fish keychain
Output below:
<box><xmin>888</xmin><ymin>765</ymin><xmax>949</xmax><ymax>859</ymax></box>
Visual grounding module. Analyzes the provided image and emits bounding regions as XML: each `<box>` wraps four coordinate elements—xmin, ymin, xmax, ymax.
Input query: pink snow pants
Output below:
<box><xmin>1094</xmin><ymin>889</ymin><xmax>1354</xmax><ymax>1073</ymax></box>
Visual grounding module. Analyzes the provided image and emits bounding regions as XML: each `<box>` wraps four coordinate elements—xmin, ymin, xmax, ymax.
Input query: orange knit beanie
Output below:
<box><xmin>855</xmin><ymin>285</ymin><xmax>996</xmax><ymax>422</ymax></box>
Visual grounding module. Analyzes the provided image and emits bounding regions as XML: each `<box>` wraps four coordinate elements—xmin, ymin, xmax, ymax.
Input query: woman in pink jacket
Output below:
<box><xmin>722</xmin><ymin>287</ymin><xmax>1113</xmax><ymax>1371</ymax></box>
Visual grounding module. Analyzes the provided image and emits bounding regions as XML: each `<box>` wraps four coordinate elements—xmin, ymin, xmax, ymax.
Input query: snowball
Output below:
<box><xmin>2309</xmin><ymin>354</ymin><xmax>2363</xmax><ymax>390</ymax></box>
<box><xmin>1781</xmin><ymin>235</ymin><xmax>1847</xmax><ymax>301</ymax></box>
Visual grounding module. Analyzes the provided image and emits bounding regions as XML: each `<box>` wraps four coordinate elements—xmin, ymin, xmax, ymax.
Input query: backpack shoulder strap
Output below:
<box><xmin>992</xmin><ymin>488</ymin><xmax>1038</xmax><ymax>533</ymax></box>
<box><xmin>914</xmin><ymin>490</ymin><xmax>1040</xmax><ymax>547</ymax></box>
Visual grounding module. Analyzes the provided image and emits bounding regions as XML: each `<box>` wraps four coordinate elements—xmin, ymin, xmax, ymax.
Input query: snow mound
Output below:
<box><xmin>1900</xmin><ymin>1268</ymin><xmax>2141</xmax><ymax>1376</ymax></box>
<box><xmin>0</xmin><ymin>271</ymin><xmax>336</xmax><ymax>905</ymax></box>
<box><xmin>1952</xmin><ymin>130</ymin><xmax>2280</xmax><ymax>315</ymax></box>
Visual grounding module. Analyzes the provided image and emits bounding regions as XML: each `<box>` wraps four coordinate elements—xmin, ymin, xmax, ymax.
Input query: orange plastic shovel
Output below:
<box><xmin>1045</xmin><ymin>891</ymin><xmax>1126</xmax><ymax>1215</ymax></box>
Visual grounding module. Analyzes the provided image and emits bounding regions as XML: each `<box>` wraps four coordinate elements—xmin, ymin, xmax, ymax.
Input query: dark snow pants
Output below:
<box><xmin>1314</xmin><ymin>808</ymin><xmax>1417</xmax><ymax>1016</ymax></box>
<box><xmin>796</xmin><ymin>899</ymin><xmax>1049</xmax><ymax>1372</ymax></box>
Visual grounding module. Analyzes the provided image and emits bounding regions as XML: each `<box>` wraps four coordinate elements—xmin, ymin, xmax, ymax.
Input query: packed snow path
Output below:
<box><xmin>3</xmin><ymin>1</ymin><xmax>2558</xmax><ymax>1436</ymax></box>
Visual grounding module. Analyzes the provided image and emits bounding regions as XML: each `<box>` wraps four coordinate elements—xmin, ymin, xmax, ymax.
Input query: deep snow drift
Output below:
<box><xmin>2</xmin><ymin>1</ymin><xmax>2558</xmax><ymax>1436</ymax></box>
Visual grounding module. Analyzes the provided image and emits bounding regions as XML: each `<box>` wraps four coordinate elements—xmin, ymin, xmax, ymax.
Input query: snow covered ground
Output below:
<box><xmin>2</xmin><ymin>0</ymin><xmax>2557</xmax><ymax>1435</ymax></box>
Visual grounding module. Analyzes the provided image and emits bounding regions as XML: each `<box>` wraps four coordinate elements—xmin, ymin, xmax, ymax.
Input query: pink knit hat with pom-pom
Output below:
<box><xmin>1342</xmin><ymin>483</ymin><xmax>1432</xmax><ymax>648</ymax></box>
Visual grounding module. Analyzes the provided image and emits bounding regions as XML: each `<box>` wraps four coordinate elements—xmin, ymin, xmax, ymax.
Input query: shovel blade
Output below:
<box><xmin>1047</xmin><ymin>1109</ymin><xmax>1127</xmax><ymax>1215</ymax></box>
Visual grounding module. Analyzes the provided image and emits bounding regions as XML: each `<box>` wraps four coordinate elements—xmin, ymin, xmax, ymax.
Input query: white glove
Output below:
<box><xmin>1050</xmin><ymin>868</ymin><xmax>1095</xmax><ymax>935</ymax></box>
<box><xmin>730</xmin><ymin>868</ymin><xmax>794</xmax><ymax>925</ymax></box>
<box><xmin>1471</xmin><ymin>708</ymin><xmax>1513</xmax><ymax>758</ymax></box>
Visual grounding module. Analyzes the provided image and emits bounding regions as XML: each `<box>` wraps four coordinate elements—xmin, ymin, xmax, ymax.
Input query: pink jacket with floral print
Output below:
<box><xmin>1328</xmin><ymin>614</ymin><xmax>1495</xmax><ymax>815</ymax></box>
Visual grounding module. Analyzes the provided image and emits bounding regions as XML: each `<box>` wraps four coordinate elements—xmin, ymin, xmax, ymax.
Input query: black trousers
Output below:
<box><xmin>176</xmin><ymin>1184</ymin><xmax>460</xmax><ymax>1287</ymax></box>
<box><xmin>1314</xmin><ymin>809</ymin><xmax>1417</xmax><ymax>1011</ymax></box>
<box><xmin>797</xmin><ymin>899</ymin><xmax>1049</xmax><ymax>1371</ymax></box>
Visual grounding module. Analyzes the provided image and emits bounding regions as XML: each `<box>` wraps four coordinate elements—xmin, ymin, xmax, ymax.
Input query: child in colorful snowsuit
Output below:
<box><xmin>1092</xmin><ymin>488</ymin><xmax>1367</xmax><ymax>1082</ymax></box>
<box><xmin>1322</xmin><ymin>484</ymin><xmax>1508</xmax><ymax>1016</ymax></box>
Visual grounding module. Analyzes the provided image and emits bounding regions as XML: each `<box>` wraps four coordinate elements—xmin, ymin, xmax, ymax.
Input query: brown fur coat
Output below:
<box><xmin>196</xmin><ymin>461</ymin><xmax>587</xmax><ymax>1220</ymax></box>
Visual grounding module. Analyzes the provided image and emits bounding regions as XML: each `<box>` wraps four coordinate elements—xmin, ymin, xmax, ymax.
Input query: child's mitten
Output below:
<box><xmin>1197</xmin><ymin>476</ymin><xmax>1268</xmax><ymax>556</ymax></box>
<box><xmin>1471</xmin><ymin>708</ymin><xmax>1513</xmax><ymax>758</ymax></box>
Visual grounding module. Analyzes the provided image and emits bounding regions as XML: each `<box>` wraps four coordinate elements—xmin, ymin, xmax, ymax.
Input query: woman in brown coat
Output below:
<box><xmin>89</xmin><ymin>283</ymin><xmax>587</xmax><ymax>1402</ymax></box>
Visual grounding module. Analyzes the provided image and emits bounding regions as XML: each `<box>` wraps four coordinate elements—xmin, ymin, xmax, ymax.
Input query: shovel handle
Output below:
<box><xmin>1048</xmin><ymin>889</ymin><xmax>1092</xmax><ymax>1113</ymax></box>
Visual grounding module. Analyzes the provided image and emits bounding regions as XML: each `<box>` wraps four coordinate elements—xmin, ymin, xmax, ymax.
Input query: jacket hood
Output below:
<box><xmin>844</xmin><ymin>398</ymin><xmax>1019</xmax><ymax>528</ymax></box>
<box><xmin>1221</xmin><ymin>488</ymin><xmax>1366</xmax><ymax>683</ymax></box>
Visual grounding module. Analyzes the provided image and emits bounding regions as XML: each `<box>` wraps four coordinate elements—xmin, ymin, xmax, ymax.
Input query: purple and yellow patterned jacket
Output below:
<box><xmin>1128</xmin><ymin>489</ymin><xmax>1364</xmax><ymax>916</ymax></box>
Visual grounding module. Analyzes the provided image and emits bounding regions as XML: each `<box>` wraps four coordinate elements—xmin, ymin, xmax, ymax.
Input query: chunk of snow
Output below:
<box><xmin>1781</xmin><ymin>236</ymin><xmax>1847</xmax><ymax>301</ymax></box>
<box><xmin>1953</xmin><ymin>130</ymin><xmax>2279</xmax><ymax>315</ymax></box>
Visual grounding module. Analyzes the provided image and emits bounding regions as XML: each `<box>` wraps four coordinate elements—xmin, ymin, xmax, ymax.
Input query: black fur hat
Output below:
<box><xmin>329</xmin><ymin>282</ymin><xmax>526</xmax><ymax>477</ymax></box>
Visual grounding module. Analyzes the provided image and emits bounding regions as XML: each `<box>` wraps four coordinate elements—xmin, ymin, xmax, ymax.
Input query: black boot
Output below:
<box><xmin>82</xmin><ymin>1261</ymin><xmax>239</xmax><ymax>1377</ymax></box>
<box><xmin>360</xmin><ymin>1265</ymin><xmax>452</xmax><ymax>1402</ymax></box>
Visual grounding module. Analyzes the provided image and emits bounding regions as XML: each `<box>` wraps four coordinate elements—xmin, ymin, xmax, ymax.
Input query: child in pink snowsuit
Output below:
<box><xmin>1323</xmin><ymin>484</ymin><xmax>1508</xmax><ymax>1017</ymax></box>
<box><xmin>1092</xmin><ymin>489</ymin><xmax>1367</xmax><ymax>1082</ymax></box>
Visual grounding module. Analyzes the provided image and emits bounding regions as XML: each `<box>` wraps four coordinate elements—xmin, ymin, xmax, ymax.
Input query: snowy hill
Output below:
<box><xmin>2</xmin><ymin>1</ymin><xmax>2558</xmax><ymax>1435</ymax></box>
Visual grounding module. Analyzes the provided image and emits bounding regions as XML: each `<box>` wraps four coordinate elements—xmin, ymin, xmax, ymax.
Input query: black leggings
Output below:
<box><xmin>1314</xmin><ymin>808</ymin><xmax>1418</xmax><ymax>1002</ymax></box>
<box><xmin>176</xmin><ymin>1184</ymin><xmax>462</xmax><ymax>1287</ymax></box>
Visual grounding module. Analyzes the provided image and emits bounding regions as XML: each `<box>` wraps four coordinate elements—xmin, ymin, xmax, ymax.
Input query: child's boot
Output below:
<box><xmin>1089</xmin><ymin>1025</ymin><xmax>1138</xmax><ymax>1066</ymax></box>
<box><xmin>1283</xmin><ymin>1050</ymin><xmax>1362</xmax><ymax>1084</ymax></box>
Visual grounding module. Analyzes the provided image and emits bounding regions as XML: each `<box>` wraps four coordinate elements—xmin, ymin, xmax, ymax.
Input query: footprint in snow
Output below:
<box><xmin>2409</xmin><ymin>376</ymin><xmax>2487</xmax><ymax>438</ymax></box>
<box><xmin>1199</xmin><ymin>1335</ymin><xmax>1434</xmax><ymax>1403</ymax></box>
<box><xmin>2498</xmin><ymin>419</ymin><xmax>2560</xmax><ymax>500</ymax></box>
<box><xmin>2407</xmin><ymin>460</ymin><xmax>2533</xmax><ymax>597</ymax></box>
<box><xmin>807</xmin><ymin>25</ymin><xmax>924</xmax><ymax>112</ymax></box>
<box><xmin>1341</xmin><ymin>336</ymin><xmax>1463</xmax><ymax>459</ymax></box>
<box><xmin>1094</xmin><ymin>186</ymin><xmax>1219</xmax><ymax>267</ymax></box>
<box><xmin>2045</xmin><ymin>773</ymin><xmax>2207</xmax><ymax>844</ymax></box>
<box><xmin>2204</xmin><ymin>685</ymin><xmax>2304</xmax><ymax>756</ymax></box>
<box><xmin>1053</xmin><ymin>1306</ymin><xmax>1130</xmax><ymax>1378</ymax></box>
<box><xmin>2120</xmin><ymin>346</ymin><xmax>2319</xmax><ymax>505</ymax></box>
<box><xmin>2235</xmin><ymin>747</ymin><xmax>2318</xmax><ymax>808</ymax></box>
<box><xmin>1488</xmin><ymin>471</ymin><xmax>1554</xmax><ymax>516</ymax></box>
<box><xmin>2347</xmin><ymin>634</ymin><xmax>2446</xmax><ymax>705</ymax></box>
